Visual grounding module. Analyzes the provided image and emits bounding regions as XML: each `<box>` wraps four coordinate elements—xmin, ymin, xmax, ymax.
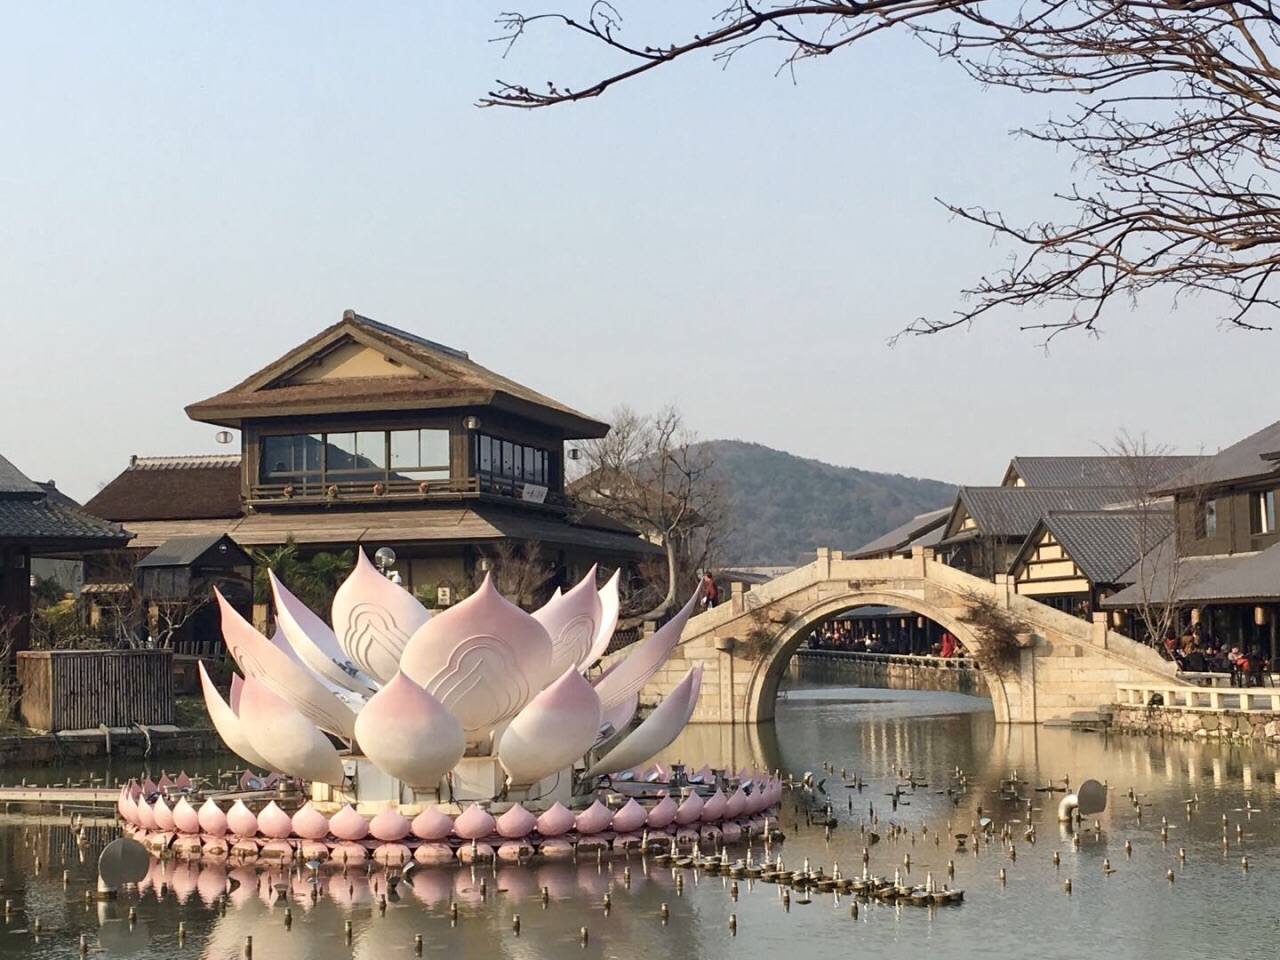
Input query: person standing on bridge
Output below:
<box><xmin>940</xmin><ymin>631</ymin><xmax>957</xmax><ymax>658</ymax></box>
<box><xmin>701</xmin><ymin>572</ymin><xmax>719</xmax><ymax>609</ymax></box>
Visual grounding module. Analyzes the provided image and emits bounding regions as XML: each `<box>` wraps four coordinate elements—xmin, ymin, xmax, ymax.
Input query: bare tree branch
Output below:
<box><xmin>485</xmin><ymin>1</ymin><xmax>1280</xmax><ymax>339</ymax></box>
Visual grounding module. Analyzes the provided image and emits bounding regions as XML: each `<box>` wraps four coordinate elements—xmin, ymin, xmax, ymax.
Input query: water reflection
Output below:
<box><xmin>2</xmin><ymin>675</ymin><xmax>1280</xmax><ymax>958</ymax></box>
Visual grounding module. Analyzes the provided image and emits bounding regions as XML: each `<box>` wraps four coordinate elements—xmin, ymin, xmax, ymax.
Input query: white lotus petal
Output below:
<box><xmin>585</xmin><ymin>665</ymin><xmax>702</xmax><ymax>778</ymax></box>
<box><xmin>353</xmin><ymin>673</ymin><xmax>465</xmax><ymax>789</ymax></box>
<box><xmin>592</xmin><ymin>588</ymin><xmax>699</xmax><ymax>711</ymax></box>
<box><xmin>578</xmin><ymin>569</ymin><xmax>621</xmax><ymax>672</ymax></box>
<box><xmin>498</xmin><ymin>668</ymin><xmax>601</xmax><ymax>785</ymax></box>
<box><xmin>400</xmin><ymin>574</ymin><xmax>553</xmax><ymax>748</ymax></box>
<box><xmin>218</xmin><ymin>588</ymin><xmax>358</xmax><ymax>740</ymax></box>
<box><xmin>271</xmin><ymin>570</ymin><xmax>378</xmax><ymax>695</ymax></box>
<box><xmin>533</xmin><ymin>565</ymin><xmax>602</xmax><ymax>680</ymax></box>
<box><xmin>596</xmin><ymin>691</ymin><xmax>639</xmax><ymax>746</ymax></box>
<box><xmin>197</xmin><ymin>662</ymin><xmax>272</xmax><ymax>771</ymax></box>
<box><xmin>238</xmin><ymin>675</ymin><xmax>346</xmax><ymax>785</ymax></box>
<box><xmin>332</xmin><ymin>550</ymin><xmax>432</xmax><ymax>684</ymax></box>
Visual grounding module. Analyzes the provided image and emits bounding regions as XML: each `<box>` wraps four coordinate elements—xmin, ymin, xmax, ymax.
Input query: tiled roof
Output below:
<box><xmin>136</xmin><ymin>534</ymin><xmax>251</xmax><ymax>568</ymax></box>
<box><xmin>1008</xmin><ymin>456</ymin><xmax>1203</xmax><ymax>489</ymax></box>
<box><xmin>0</xmin><ymin>498</ymin><xmax>131</xmax><ymax>548</ymax></box>
<box><xmin>851</xmin><ymin>507</ymin><xmax>951</xmax><ymax>558</ymax></box>
<box><xmin>0</xmin><ymin>454</ymin><xmax>44</xmax><ymax>497</ymax></box>
<box><xmin>1103</xmin><ymin>541</ymin><xmax>1280</xmax><ymax>606</ymax></box>
<box><xmin>952</xmin><ymin>487</ymin><xmax>1130</xmax><ymax>540</ymax></box>
<box><xmin>1033</xmin><ymin>510</ymin><xmax>1175</xmax><ymax>585</ymax></box>
<box><xmin>185</xmin><ymin>311</ymin><xmax>609</xmax><ymax>438</ymax></box>
<box><xmin>84</xmin><ymin>457</ymin><xmax>243</xmax><ymax>523</ymax></box>
<box><xmin>1160</xmin><ymin>419</ymin><xmax>1280</xmax><ymax>492</ymax></box>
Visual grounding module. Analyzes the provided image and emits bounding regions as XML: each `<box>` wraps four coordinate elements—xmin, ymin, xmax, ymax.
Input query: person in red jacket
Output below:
<box><xmin>940</xmin><ymin>632</ymin><xmax>957</xmax><ymax>658</ymax></box>
<box><xmin>701</xmin><ymin>572</ymin><xmax>719</xmax><ymax>609</ymax></box>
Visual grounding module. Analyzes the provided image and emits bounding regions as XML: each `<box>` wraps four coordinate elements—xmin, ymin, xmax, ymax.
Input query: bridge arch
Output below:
<box><xmin>742</xmin><ymin>589</ymin><xmax>1015</xmax><ymax>724</ymax></box>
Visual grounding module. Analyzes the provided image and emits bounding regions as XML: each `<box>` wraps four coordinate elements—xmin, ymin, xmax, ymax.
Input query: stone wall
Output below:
<box><xmin>1111</xmin><ymin>705</ymin><xmax>1280</xmax><ymax>746</ymax></box>
<box><xmin>792</xmin><ymin>652</ymin><xmax>990</xmax><ymax>697</ymax></box>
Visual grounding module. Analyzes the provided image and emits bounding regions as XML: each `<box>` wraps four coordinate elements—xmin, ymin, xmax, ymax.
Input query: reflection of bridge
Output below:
<box><xmin>644</xmin><ymin>548</ymin><xmax>1181</xmax><ymax>725</ymax></box>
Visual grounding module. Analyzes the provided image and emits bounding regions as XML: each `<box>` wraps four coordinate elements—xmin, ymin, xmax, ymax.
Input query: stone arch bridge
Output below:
<box><xmin>640</xmin><ymin>548</ymin><xmax>1181</xmax><ymax>725</ymax></box>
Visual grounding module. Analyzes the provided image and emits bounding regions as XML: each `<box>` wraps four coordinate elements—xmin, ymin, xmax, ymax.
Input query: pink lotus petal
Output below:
<box><xmin>675</xmin><ymin>793</ymin><xmax>704</xmax><ymax>825</ymax></box>
<box><xmin>411</xmin><ymin>807</ymin><xmax>454</xmax><ymax>841</ymax></box>
<box><xmin>197</xmin><ymin>799</ymin><xmax>227</xmax><ymax>837</ymax></box>
<box><xmin>136</xmin><ymin>799</ymin><xmax>158</xmax><ymax>831</ymax></box>
<box><xmin>172</xmin><ymin>797</ymin><xmax>201</xmax><ymax>835</ymax></box>
<box><xmin>329</xmin><ymin>805</ymin><xmax>370</xmax><ymax>842</ymax></box>
<box><xmin>373</xmin><ymin>843</ymin><xmax>412</xmax><ymax>866</ymax></box>
<box><xmin>141</xmin><ymin>778</ymin><xmax>157</xmax><ymax>796</ymax></box>
<box><xmin>586</xmin><ymin>665</ymin><xmax>702</xmax><ymax>778</ymax></box>
<box><xmin>226</xmin><ymin>800</ymin><xmax>258</xmax><ymax>837</ymax></box>
<box><xmin>369</xmin><ymin>807</ymin><xmax>412</xmax><ymax>842</ymax></box>
<box><xmin>413</xmin><ymin>842</ymin><xmax>455</xmax><ymax>865</ymax></box>
<box><xmin>353</xmin><ymin>672</ymin><xmax>464</xmax><ymax>789</ymax></box>
<box><xmin>175</xmin><ymin>772</ymin><xmax>192</xmax><ymax>790</ymax></box>
<box><xmin>575</xmin><ymin>800</ymin><xmax>613</xmax><ymax>835</ymax></box>
<box><xmin>532</xmin><ymin>566</ymin><xmax>603</xmax><ymax>677</ymax></box>
<box><xmin>270</xmin><ymin>569</ymin><xmax>377</xmax><ymax>694</ymax></box>
<box><xmin>610</xmin><ymin>798</ymin><xmax>648</xmax><ymax>834</ymax></box>
<box><xmin>496</xmin><ymin>804</ymin><xmax>537</xmax><ymax>839</ymax></box>
<box><xmin>238</xmin><ymin>675</ymin><xmax>346</xmax><ymax>786</ymax></box>
<box><xmin>158</xmin><ymin>774</ymin><xmax>174</xmax><ymax>791</ymax></box>
<box><xmin>400</xmin><ymin>575</ymin><xmax>553</xmax><ymax>747</ymax></box>
<box><xmin>592</xmin><ymin>588</ymin><xmax>699</xmax><ymax>711</ymax></box>
<box><xmin>497</xmin><ymin>667</ymin><xmax>601</xmax><ymax>785</ymax></box>
<box><xmin>457</xmin><ymin>842</ymin><xmax>495</xmax><ymax>865</ymax></box>
<box><xmin>331</xmin><ymin>550</ymin><xmax>432</xmax><ymax>684</ymax></box>
<box><xmin>257</xmin><ymin>801</ymin><xmax>294</xmax><ymax>839</ymax></box>
<box><xmin>578</xmin><ymin>569</ymin><xmax>621</xmax><ymax>671</ymax></box>
<box><xmin>453</xmin><ymin>804</ymin><xmax>496</xmax><ymax>840</ymax></box>
<box><xmin>723</xmin><ymin>790</ymin><xmax>747</xmax><ymax>820</ymax></box>
<box><xmin>646</xmin><ymin>796</ymin><xmax>678</xmax><ymax>829</ymax></box>
<box><xmin>291</xmin><ymin>802</ymin><xmax>331</xmax><ymax>841</ymax></box>
<box><xmin>701</xmin><ymin>789</ymin><xmax>728</xmax><ymax>822</ymax></box>
<box><xmin>198</xmin><ymin>662</ymin><xmax>273</xmax><ymax>772</ymax></box>
<box><xmin>535</xmin><ymin>802</ymin><xmax>576</xmax><ymax>837</ymax></box>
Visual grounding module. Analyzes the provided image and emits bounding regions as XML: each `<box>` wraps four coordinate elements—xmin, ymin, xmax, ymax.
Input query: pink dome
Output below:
<box><xmin>141</xmin><ymin>778</ymin><xmax>158</xmax><ymax>797</ymax></box>
<box><xmin>453</xmin><ymin>804</ymin><xmax>496</xmax><ymax>840</ymax></box>
<box><xmin>535</xmin><ymin>802</ymin><xmax>576</xmax><ymax>837</ymax></box>
<box><xmin>329</xmin><ymin>805</ymin><xmax>370</xmax><ymax>842</ymax></box>
<box><xmin>226</xmin><ymin>800</ymin><xmax>258</xmax><ymax>837</ymax></box>
<box><xmin>172</xmin><ymin>797</ymin><xmax>201</xmax><ymax>835</ymax></box>
<box><xmin>723</xmin><ymin>790</ymin><xmax>746</xmax><ymax>819</ymax></box>
<box><xmin>496</xmin><ymin>804</ymin><xmax>537</xmax><ymax>839</ymax></box>
<box><xmin>119</xmin><ymin>792</ymin><xmax>138</xmax><ymax>826</ymax></box>
<box><xmin>575</xmin><ymin>800</ymin><xmax>613</xmax><ymax>835</ymax></box>
<box><xmin>152</xmin><ymin>797</ymin><xmax>176</xmax><ymax>832</ymax></box>
<box><xmin>369</xmin><ymin>807</ymin><xmax>412</xmax><ymax>842</ymax></box>
<box><xmin>611</xmin><ymin>798</ymin><xmax>648</xmax><ymax>834</ymax></box>
<box><xmin>136</xmin><ymin>799</ymin><xmax>158</xmax><ymax>831</ymax></box>
<box><xmin>257</xmin><ymin>801</ymin><xmax>293</xmax><ymax>839</ymax></box>
<box><xmin>158</xmin><ymin>774</ymin><xmax>174</xmax><ymax>791</ymax></box>
<box><xmin>197</xmin><ymin>799</ymin><xmax>227</xmax><ymax>837</ymax></box>
<box><xmin>291</xmin><ymin>802</ymin><xmax>330</xmax><ymax>841</ymax></box>
<box><xmin>646</xmin><ymin>796</ymin><xmax>678</xmax><ymax>829</ymax></box>
<box><xmin>674</xmin><ymin>792</ymin><xmax>704</xmax><ymax>825</ymax></box>
<box><xmin>411</xmin><ymin>807</ymin><xmax>454</xmax><ymax>841</ymax></box>
<box><xmin>414</xmin><ymin>842</ymin><xmax>455</xmax><ymax>865</ymax></box>
<box><xmin>701</xmin><ymin>789</ymin><xmax>728</xmax><ymax>822</ymax></box>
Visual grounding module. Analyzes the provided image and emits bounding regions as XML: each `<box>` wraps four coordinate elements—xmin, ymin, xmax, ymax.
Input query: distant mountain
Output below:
<box><xmin>703</xmin><ymin>440</ymin><xmax>957</xmax><ymax>567</ymax></box>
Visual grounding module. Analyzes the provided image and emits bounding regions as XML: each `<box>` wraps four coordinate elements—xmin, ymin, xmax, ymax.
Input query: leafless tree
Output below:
<box><xmin>1105</xmin><ymin>430</ymin><xmax>1206</xmax><ymax>649</ymax></box>
<box><xmin>474</xmin><ymin>539</ymin><xmax>557</xmax><ymax>609</ymax></box>
<box><xmin>484</xmin><ymin>1</ymin><xmax>1280</xmax><ymax>338</ymax></box>
<box><xmin>86</xmin><ymin>550</ymin><xmax>210</xmax><ymax>649</ymax></box>
<box><xmin>570</xmin><ymin>404</ymin><xmax>724</xmax><ymax>622</ymax></box>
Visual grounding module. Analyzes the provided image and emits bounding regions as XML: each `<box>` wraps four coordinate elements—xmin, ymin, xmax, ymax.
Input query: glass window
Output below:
<box><xmin>501</xmin><ymin>441</ymin><xmax>514</xmax><ymax>476</ymax></box>
<box><xmin>1203</xmin><ymin>499</ymin><xmax>1218</xmax><ymax>538</ymax></box>
<box><xmin>326</xmin><ymin>433</ymin><xmax>357</xmax><ymax>472</ymax></box>
<box><xmin>478</xmin><ymin>435</ymin><xmax>492</xmax><ymax>473</ymax></box>
<box><xmin>261</xmin><ymin>434</ymin><xmax>323</xmax><ymax>480</ymax></box>
<box><xmin>390</xmin><ymin>430</ymin><xmax>419</xmax><ymax>470</ymax></box>
<box><xmin>1257</xmin><ymin>490</ymin><xmax>1279</xmax><ymax>535</ymax></box>
<box><xmin>356</xmin><ymin>431</ymin><xmax>386</xmax><ymax>470</ymax></box>
<box><xmin>420</xmin><ymin>429</ymin><xmax>449</xmax><ymax>467</ymax></box>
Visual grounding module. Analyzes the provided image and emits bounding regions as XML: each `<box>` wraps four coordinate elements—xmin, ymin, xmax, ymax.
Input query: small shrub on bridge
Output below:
<box><xmin>959</xmin><ymin>591</ymin><xmax>1024</xmax><ymax>674</ymax></box>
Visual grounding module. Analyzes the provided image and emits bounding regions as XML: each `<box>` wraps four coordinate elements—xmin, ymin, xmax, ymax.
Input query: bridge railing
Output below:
<box><xmin>1117</xmin><ymin>683</ymin><xmax>1280</xmax><ymax>713</ymax></box>
<box><xmin>797</xmin><ymin>649</ymin><xmax>979</xmax><ymax>671</ymax></box>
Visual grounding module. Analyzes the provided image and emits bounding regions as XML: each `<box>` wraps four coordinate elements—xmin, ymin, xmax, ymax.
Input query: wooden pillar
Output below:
<box><xmin>0</xmin><ymin>547</ymin><xmax>32</xmax><ymax>662</ymax></box>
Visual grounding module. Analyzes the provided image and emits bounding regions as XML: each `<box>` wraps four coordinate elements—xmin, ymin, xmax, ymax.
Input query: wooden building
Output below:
<box><xmin>0</xmin><ymin>454</ymin><xmax>131</xmax><ymax>654</ymax></box>
<box><xmin>85</xmin><ymin>311</ymin><xmax>659</xmax><ymax>606</ymax></box>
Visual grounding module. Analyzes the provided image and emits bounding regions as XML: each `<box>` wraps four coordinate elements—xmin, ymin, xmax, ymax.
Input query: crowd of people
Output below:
<box><xmin>1163</xmin><ymin>629</ymin><xmax>1272</xmax><ymax>686</ymax></box>
<box><xmin>807</xmin><ymin>619</ymin><xmax>967</xmax><ymax>659</ymax></box>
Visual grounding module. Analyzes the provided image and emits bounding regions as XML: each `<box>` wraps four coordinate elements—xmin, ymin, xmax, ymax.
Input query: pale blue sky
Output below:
<box><xmin>0</xmin><ymin>3</ymin><xmax>1270</xmax><ymax>503</ymax></box>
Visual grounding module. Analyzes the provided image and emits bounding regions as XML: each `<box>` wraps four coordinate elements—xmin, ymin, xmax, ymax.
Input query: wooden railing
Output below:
<box><xmin>248</xmin><ymin>475</ymin><xmax>570</xmax><ymax>510</ymax></box>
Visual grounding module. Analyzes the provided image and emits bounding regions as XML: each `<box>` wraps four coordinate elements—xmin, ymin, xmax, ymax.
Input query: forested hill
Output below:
<box><xmin>704</xmin><ymin>440</ymin><xmax>957</xmax><ymax>567</ymax></box>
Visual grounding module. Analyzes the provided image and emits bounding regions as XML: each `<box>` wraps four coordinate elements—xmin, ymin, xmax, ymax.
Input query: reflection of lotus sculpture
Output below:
<box><xmin>198</xmin><ymin>552</ymin><xmax>705</xmax><ymax>797</ymax></box>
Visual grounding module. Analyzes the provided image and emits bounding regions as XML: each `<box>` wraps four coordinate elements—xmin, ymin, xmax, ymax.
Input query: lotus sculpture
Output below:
<box><xmin>198</xmin><ymin>551</ymin><xmax>707</xmax><ymax>800</ymax></box>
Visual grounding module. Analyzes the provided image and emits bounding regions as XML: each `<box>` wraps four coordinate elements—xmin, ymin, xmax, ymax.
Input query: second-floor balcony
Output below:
<box><xmin>247</xmin><ymin>474</ymin><xmax>571</xmax><ymax>511</ymax></box>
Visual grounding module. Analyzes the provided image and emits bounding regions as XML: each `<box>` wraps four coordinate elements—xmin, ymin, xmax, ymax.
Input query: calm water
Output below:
<box><xmin>2</xmin><ymin>663</ymin><xmax>1279</xmax><ymax>959</ymax></box>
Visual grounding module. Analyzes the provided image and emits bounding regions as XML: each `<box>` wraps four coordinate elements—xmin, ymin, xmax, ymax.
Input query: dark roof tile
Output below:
<box><xmin>85</xmin><ymin>457</ymin><xmax>243</xmax><ymax>522</ymax></box>
<box><xmin>1008</xmin><ymin>456</ymin><xmax>1203</xmax><ymax>489</ymax></box>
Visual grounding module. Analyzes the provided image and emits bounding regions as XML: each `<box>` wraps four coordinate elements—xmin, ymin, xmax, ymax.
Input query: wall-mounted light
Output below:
<box><xmin>566</xmin><ymin>448</ymin><xmax>582</xmax><ymax>461</ymax></box>
<box><xmin>215</xmin><ymin>430</ymin><xmax>234</xmax><ymax>444</ymax></box>
<box><xmin>463</xmin><ymin>416</ymin><xmax>482</xmax><ymax>431</ymax></box>
<box><xmin>476</xmin><ymin>557</ymin><xmax>493</xmax><ymax>573</ymax></box>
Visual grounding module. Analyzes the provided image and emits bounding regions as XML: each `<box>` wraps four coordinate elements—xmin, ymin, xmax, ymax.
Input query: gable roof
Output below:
<box><xmin>1102</xmin><ymin>540</ymin><xmax>1280</xmax><ymax>607</ymax></box>
<box><xmin>1003</xmin><ymin>456</ymin><xmax>1204</xmax><ymax>489</ymax></box>
<box><xmin>944</xmin><ymin>486</ymin><xmax>1131</xmax><ymax>541</ymax></box>
<box><xmin>1160</xmin><ymin>419</ymin><xmax>1280</xmax><ymax>493</ymax></box>
<box><xmin>850</xmin><ymin>507</ymin><xmax>950</xmax><ymax>559</ymax></box>
<box><xmin>185</xmin><ymin>310</ymin><xmax>609</xmax><ymax>439</ymax></box>
<box><xmin>136</xmin><ymin>534</ymin><xmax>253</xmax><ymax>568</ymax></box>
<box><xmin>0</xmin><ymin>454</ymin><xmax>132</xmax><ymax>552</ymax></box>
<box><xmin>84</xmin><ymin>455</ymin><xmax>243</xmax><ymax>523</ymax></box>
<box><xmin>1012</xmin><ymin>509</ymin><xmax>1175</xmax><ymax>586</ymax></box>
